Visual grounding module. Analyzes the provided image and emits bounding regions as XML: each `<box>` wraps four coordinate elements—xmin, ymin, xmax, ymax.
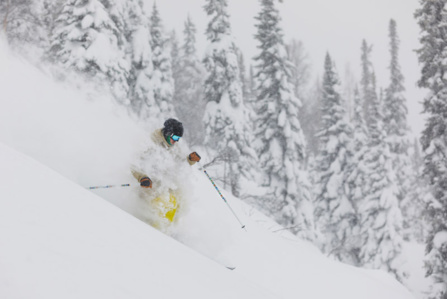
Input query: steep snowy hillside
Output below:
<box><xmin>0</xmin><ymin>142</ymin><xmax>277</xmax><ymax>299</ymax></box>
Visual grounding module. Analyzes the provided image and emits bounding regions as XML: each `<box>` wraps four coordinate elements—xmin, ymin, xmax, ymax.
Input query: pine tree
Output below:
<box><xmin>383</xmin><ymin>19</ymin><xmax>412</xmax><ymax>207</ymax></box>
<box><xmin>126</xmin><ymin>0</ymin><xmax>154</xmax><ymax>119</ymax></box>
<box><xmin>415</xmin><ymin>1</ymin><xmax>447</xmax><ymax>297</ymax></box>
<box><xmin>40</xmin><ymin>0</ymin><xmax>65</xmax><ymax>49</ymax></box>
<box><xmin>253</xmin><ymin>0</ymin><xmax>314</xmax><ymax>240</ymax></box>
<box><xmin>149</xmin><ymin>2</ymin><xmax>174</xmax><ymax>116</ymax></box>
<box><xmin>50</xmin><ymin>0</ymin><xmax>129</xmax><ymax>103</ymax></box>
<box><xmin>202</xmin><ymin>0</ymin><xmax>256</xmax><ymax>197</ymax></box>
<box><xmin>357</xmin><ymin>75</ymin><xmax>405</xmax><ymax>280</ymax></box>
<box><xmin>341</xmin><ymin>64</ymin><xmax>357</xmax><ymax>122</ymax></box>
<box><xmin>170</xmin><ymin>30</ymin><xmax>181</xmax><ymax>93</ymax></box>
<box><xmin>301</xmin><ymin>77</ymin><xmax>323</xmax><ymax>157</ymax></box>
<box><xmin>401</xmin><ymin>139</ymin><xmax>429</xmax><ymax>242</ymax></box>
<box><xmin>360</xmin><ymin>40</ymin><xmax>376</xmax><ymax>130</ymax></box>
<box><xmin>286</xmin><ymin>39</ymin><xmax>311</xmax><ymax>99</ymax></box>
<box><xmin>345</xmin><ymin>87</ymin><xmax>369</xmax><ymax>265</ymax></box>
<box><xmin>174</xmin><ymin>15</ymin><xmax>205</xmax><ymax>146</ymax></box>
<box><xmin>0</xmin><ymin>0</ymin><xmax>47</xmax><ymax>57</ymax></box>
<box><xmin>314</xmin><ymin>53</ymin><xmax>356</xmax><ymax>263</ymax></box>
<box><xmin>237</xmin><ymin>51</ymin><xmax>250</xmax><ymax>100</ymax></box>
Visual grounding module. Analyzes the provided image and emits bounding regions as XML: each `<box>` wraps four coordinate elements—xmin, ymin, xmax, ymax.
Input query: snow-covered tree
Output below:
<box><xmin>125</xmin><ymin>0</ymin><xmax>154</xmax><ymax>119</ymax></box>
<box><xmin>401</xmin><ymin>139</ymin><xmax>429</xmax><ymax>242</ymax></box>
<box><xmin>202</xmin><ymin>0</ymin><xmax>257</xmax><ymax>197</ymax></box>
<box><xmin>50</xmin><ymin>0</ymin><xmax>129</xmax><ymax>103</ymax></box>
<box><xmin>0</xmin><ymin>0</ymin><xmax>48</xmax><ymax>58</ymax></box>
<box><xmin>360</xmin><ymin>40</ymin><xmax>376</xmax><ymax>130</ymax></box>
<box><xmin>357</xmin><ymin>74</ymin><xmax>405</xmax><ymax>280</ymax></box>
<box><xmin>415</xmin><ymin>1</ymin><xmax>447</xmax><ymax>297</ymax></box>
<box><xmin>345</xmin><ymin>87</ymin><xmax>368</xmax><ymax>265</ymax></box>
<box><xmin>149</xmin><ymin>2</ymin><xmax>174</xmax><ymax>117</ymax></box>
<box><xmin>253</xmin><ymin>0</ymin><xmax>314</xmax><ymax>240</ymax></box>
<box><xmin>314</xmin><ymin>53</ymin><xmax>356</xmax><ymax>263</ymax></box>
<box><xmin>301</xmin><ymin>77</ymin><xmax>323</xmax><ymax>157</ymax></box>
<box><xmin>173</xmin><ymin>16</ymin><xmax>205</xmax><ymax>146</ymax></box>
<box><xmin>237</xmin><ymin>51</ymin><xmax>250</xmax><ymax>101</ymax></box>
<box><xmin>286</xmin><ymin>39</ymin><xmax>311</xmax><ymax>99</ymax></box>
<box><xmin>40</xmin><ymin>0</ymin><xmax>65</xmax><ymax>47</ymax></box>
<box><xmin>341</xmin><ymin>64</ymin><xmax>357</xmax><ymax>122</ymax></box>
<box><xmin>170</xmin><ymin>30</ymin><xmax>181</xmax><ymax>90</ymax></box>
<box><xmin>383</xmin><ymin>19</ymin><xmax>412</xmax><ymax>207</ymax></box>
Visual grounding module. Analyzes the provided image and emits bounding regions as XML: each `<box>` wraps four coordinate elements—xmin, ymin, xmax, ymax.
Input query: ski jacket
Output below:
<box><xmin>131</xmin><ymin>128</ymin><xmax>196</xmax><ymax>182</ymax></box>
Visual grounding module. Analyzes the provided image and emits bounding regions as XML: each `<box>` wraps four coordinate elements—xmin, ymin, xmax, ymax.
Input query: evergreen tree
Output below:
<box><xmin>286</xmin><ymin>39</ymin><xmax>311</xmax><ymax>99</ymax></box>
<box><xmin>149</xmin><ymin>2</ymin><xmax>174</xmax><ymax>116</ymax></box>
<box><xmin>360</xmin><ymin>40</ymin><xmax>375</xmax><ymax>130</ymax></box>
<box><xmin>174</xmin><ymin>15</ymin><xmax>205</xmax><ymax>146</ymax></box>
<box><xmin>0</xmin><ymin>0</ymin><xmax>48</xmax><ymax>58</ymax></box>
<box><xmin>345</xmin><ymin>87</ymin><xmax>368</xmax><ymax>265</ymax></box>
<box><xmin>253</xmin><ymin>0</ymin><xmax>314</xmax><ymax>240</ymax></box>
<box><xmin>314</xmin><ymin>53</ymin><xmax>356</xmax><ymax>263</ymax></box>
<box><xmin>383</xmin><ymin>19</ymin><xmax>412</xmax><ymax>207</ymax></box>
<box><xmin>401</xmin><ymin>139</ymin><xmax>429</xmax><ymax>242</ymax></box>
<box><xmin>357</xmin><ymin>75</ymin><xmax>405</xmax><ymax>280</ymax></box>
<box><xmin>170</xmin><ymin>30</ymin><xmax>181</xmax><ymax>92</ymax></box>
<box><xmin>237</xmin><ymin>51</ymin><xmax>250</xmax><ymax>100</ymax></box>
<box><xmin>202</xmin><ymin>0</ymin><xmax>256</xmax><ymax>197</ymax></box>
<box><xmin>1</xmin><ymin>0</ymin><xmax>35</xmax><ymax>42</ymax></box>
<box><xmin>301</xmin><ymin>77</ymin><xmax>323</xmax><ymax>157</ymax></box>
<box><xmin>341</xmin><ymin>64</ymin><xmax>357</xmax><ymax>122</ymax></box>
<box><xmin>415</xmin><ymin>1</ymin><xmax>447</xmax><ymax>297</ymax></box>
<box><xmin>50</xmin><ymin>0</ymin><xmax>129</xmax><ymax>103</ymax></box>
<box><xmin>40</xmin><ymin>0</ymin><xmax>65</xmax><ymax>50</ymax></box>
<box><xmin>126</xmin><ymin>0</ymin><xmax>155</xmax><ymax>119</ymax></box>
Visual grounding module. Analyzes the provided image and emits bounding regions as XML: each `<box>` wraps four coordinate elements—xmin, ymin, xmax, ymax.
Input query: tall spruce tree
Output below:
<box><xmin>314</xmin><ymin>53</ymin><xmax>356</xmax><ymax>263</ymax></box>
<box><xmin>301</xmin><ymin>77</ymin><xmax>323</xmax><ymax>156</ymax></box>
<box><xmin>357</xmin><ymin>73</ymin><xmax>405</xmax><ymax>280</ymax></box>
<box><xmin>0</xmin><ymin>0</ymin><xmax>37</xmax><ymax>44</ymax></box>
<box><xmin>50</xmin><ymin>0</ymin><xmax>129</xmax><ymax>103</ymax></box>
<box><xmin>174</xmin><ymin>15</ymin><xmax>205</xmax><ymax>146</ymax></box>
<box><xmin>253</xmin><ymin>0</ymin><xmax>314</xmax><ymax>240</ymax></box>
<box><xmin>401</xmin><ymin>139</ymin><xmax>429</xmax><ymax>242</ymax></box>
<box><xmin>383</xmin><ymin>19</ymin><xmax>412</xmax><ymax>207</ymax></box>
<box><xmin>345</xmin><ymin>87</ymin><xmax>369</xmax><ymax>266</ymax></box>
<box><xmin>415</xmin><ymin>1</ymin><xmax>447</xmax><ymax>297</ymax></box>
<box><xmin>126</xmin><ymin>0</ymin><xmax>155</xmax><ymax>119</ymax></box>
<box><xmin>286</xmin><ymin>39</ymin><xmax>311</xmax><ymax>99</ymax></box>
<box><xmin>202</xmin><ymin>0</ymin><xmax>256</xmax><ymax>197</ymax></box>
<box><xmin>360</xmin><ymin>40</ymin><xmax>376</xmax><ymax>130</ymax></box>
<box><xmin>149</xmin><ymin>3</ymin><xmax>174</xmax><ymax>117</ymax></box>
<box><xmin>40</xmin><ymin>0</ymin><xmax>65</xmax><ymax>50</ymax></box>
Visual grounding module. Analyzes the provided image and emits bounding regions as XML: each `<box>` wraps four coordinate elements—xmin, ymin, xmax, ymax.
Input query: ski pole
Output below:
<box><xmin>86</xmin><ymin>183</ymin><xmax>135</xmax><ymax>190</ymax></box>
<box><xmin>200</xmin><ymin>164</ymin><xmax>246</xmax><ymax>230</ymax></box>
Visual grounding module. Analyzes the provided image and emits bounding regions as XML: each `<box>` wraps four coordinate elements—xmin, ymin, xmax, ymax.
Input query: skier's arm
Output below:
<box><xmin>131</xmin><ymin>168</ymin><xmax>152</xmax><ymax>188</ymax></box>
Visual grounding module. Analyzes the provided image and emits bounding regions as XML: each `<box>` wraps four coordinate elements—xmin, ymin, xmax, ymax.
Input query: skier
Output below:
<box><xmin>131</xmin><ymin>118</ymin><xmax>201</xmax><ymax>228</ymax></box>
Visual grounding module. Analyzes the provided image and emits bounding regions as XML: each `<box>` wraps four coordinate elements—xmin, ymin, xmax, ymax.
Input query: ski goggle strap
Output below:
<box><xmin>171</xmin><ymin>134</ymin><xmax>181</xmax><ymax>141</ymax></box>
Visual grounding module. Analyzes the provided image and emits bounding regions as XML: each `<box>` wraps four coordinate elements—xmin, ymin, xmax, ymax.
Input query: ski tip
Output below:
<box><xmin>226</xmin><ymin>266</ymin><xmax>236</xmax><ymax>270</ymax></box>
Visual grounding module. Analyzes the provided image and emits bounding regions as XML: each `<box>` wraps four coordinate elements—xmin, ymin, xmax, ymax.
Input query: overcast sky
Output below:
<box><xmin>151</xmin><ymin>0</ymin><xmax>425</xmax><ymax>137</ymax></box>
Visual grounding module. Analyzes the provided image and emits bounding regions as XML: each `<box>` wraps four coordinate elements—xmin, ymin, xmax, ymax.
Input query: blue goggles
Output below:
<box><xmin>171</xmin><ymin>134</ymin><xmax>181</xmax><ymax>141</ymax></box>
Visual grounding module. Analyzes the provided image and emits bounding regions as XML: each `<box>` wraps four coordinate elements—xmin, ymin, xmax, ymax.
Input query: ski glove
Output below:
<box><xmin>189</xmin><ymin>152</ymin><xmax>201</xmax><ymax>162</ymax></box>
<box><xmin>140</xmin><ymin>177</ymin><xmax>152</xmax><ymax>188</ymax></box>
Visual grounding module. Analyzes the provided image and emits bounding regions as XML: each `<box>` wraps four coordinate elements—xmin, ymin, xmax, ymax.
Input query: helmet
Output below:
<box><xmin>162</xmin><ymin>118</ymin><xmax>184</xmax><ymax>138</ymax></box>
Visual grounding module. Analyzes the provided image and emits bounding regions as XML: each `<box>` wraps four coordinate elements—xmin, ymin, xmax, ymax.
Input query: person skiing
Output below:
<box><xmin>131</xmin><ymin>118</ymin><xmax>201</xmax><ymax>228</ymax></box>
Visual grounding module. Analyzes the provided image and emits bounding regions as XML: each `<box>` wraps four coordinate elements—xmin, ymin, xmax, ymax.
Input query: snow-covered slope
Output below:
<box><xmin>0</xmin><ymin>39</ymin><xmax>417</xmax><ymax>299</ymax></box>
<box><xmin>0</xmin><ymin>142</ymin><xmax>276</xmax><ymax>299</ymax></box>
